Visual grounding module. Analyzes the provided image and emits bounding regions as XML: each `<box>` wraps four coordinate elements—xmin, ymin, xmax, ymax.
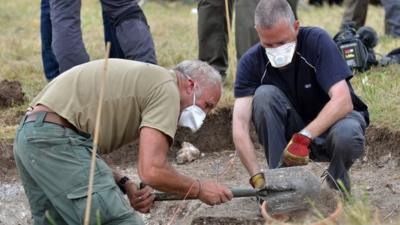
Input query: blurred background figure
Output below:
<box><xmin>40</xmin><ymin>0</ymin><xmax>157</xmax><ymax>81</ymax></box>
<box><xmin>309</xmin><ymin>0</ymin><xmax>343</xmax><ymax>6</ymax></box>
<box><xmin>197</xmin><ymin>0</ymin><xmax>298</xmax><ymax>79</ymax></box>
<box><xmin>341</xmin><ymin>0</ymin><xmax>399</xmax><ymax>37</ymax></box>
<box><xmin>341</xmin><ymin>0</ymin><xmax>368</xmax><ymax>30</ymax></box>
<box><xmin>40</xmin><ymin>0</ymin><xmax>126</xmax><ymax>81</ymax></box>
<box><xmin>382</xmin><ymin>0</ymin><xmax>400</xmax><ymax>37</ymax></box>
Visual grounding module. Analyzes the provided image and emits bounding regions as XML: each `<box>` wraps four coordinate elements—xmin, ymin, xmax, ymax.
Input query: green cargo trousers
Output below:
<box><xmin>13</xmin><ymin>112</ymin><xmax>143</xmax><ymax>225</ymax></box>
<box><xmin>197</xmin><ymin>0</ymin><xmax>298</xmax><ymax>77</ymax></box>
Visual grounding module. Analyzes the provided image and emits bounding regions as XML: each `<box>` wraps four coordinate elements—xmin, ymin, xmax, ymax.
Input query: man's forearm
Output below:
<box><xmin>303</xmin><ymin>80</ymin><xmax>353</xmax><ymax>138</ymax></box>
<box><xmin>238</xmin><ymin>146</ymin><xmax>261</xmax><ymax>177</ymax></box>
<box><xmin>304</xmin><ymin>95</ymin><xmax>352</xmax><ymax>138</ymax></box>
<box><xmin>138</xmin><ymin>127</ymin><xmax>200</xmax><ymax>198</ymax></box>
<box><xmin>233</xmin><ymin>131</ymin><xmax>261</xmax><ymax>176</ymax></box>
<box><xmin>232</xmin><ymin>97</ymin><xmax>261</xmax><ymax>176</ymax></box>
<box><xmin>139</xmin><ymin>161</ymin><xmax>200</xmax><ymax>198</ymax></box>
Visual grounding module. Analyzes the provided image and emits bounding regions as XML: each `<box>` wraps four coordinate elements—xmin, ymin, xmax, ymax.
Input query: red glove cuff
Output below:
<box><xmin>291</xmin><ymin>133</ymin><xmax>312</xmax><ymax>146</ymax></box>
<box><xmin>283</xmin><ymin>133</ymin><xmax>312</xmax><ymax>165</ymax></box>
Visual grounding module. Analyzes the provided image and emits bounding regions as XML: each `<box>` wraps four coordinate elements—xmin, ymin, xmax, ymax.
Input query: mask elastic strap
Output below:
<box><xmin>192</xmin><ymin>84</ymin><xmax>197</xmax><ymax>106</ymax></box>
<box><xmin>183</xmin><ymin>73</ymin><xmax>197</xmax><ymax>106</ymax></box>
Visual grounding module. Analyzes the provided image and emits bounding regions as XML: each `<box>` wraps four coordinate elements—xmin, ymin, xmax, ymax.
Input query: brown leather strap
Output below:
<box><xmin>25</xmin><ymin>110</ymin><xmax>76</xmax><ymax>131</ymax></box>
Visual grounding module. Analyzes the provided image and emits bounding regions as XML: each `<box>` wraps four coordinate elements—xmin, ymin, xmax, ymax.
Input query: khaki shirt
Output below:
<box><xmin>31</xmin><ymin>59</ymin><xmax>180</xmax><ymax>153</ymax></box>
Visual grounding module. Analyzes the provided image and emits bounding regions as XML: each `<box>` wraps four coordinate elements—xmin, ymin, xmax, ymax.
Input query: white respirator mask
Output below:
<box><xmin>178</xmin><ymin>85</ymin><xmax>206</xmax><ymax>133</ymax></box>
<box><xmin>265</xmin><ymin>41</ymin><xmax>296</xmax><ymax>68</ymax></box>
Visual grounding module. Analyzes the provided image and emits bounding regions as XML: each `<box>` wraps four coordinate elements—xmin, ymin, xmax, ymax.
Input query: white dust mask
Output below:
<box><xmin>178</xmin><ymin>88</ymin><xmax>206</xmax><ymax>133</ymax></box>
<box><xmin>265</xmin><ymin>41</ymin><xmax>296</xmax><ymax>68</ymax></box>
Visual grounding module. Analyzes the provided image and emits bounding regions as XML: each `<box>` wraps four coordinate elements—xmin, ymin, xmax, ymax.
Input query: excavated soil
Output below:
<box><xmin>1</xmin><ymin>107</ymin><xmax>400</xmax><ymax>224</ymax></box>
<box><xmin>0</xmin><ymin>80</ymin><xmax>25</xmax><ymax>108</ymax></box>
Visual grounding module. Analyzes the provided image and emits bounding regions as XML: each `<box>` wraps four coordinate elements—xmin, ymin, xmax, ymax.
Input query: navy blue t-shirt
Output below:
<box><xmin>235</xmin><ymin>27</ymin><xmax>369</xmax><ymax>125</ymax></box>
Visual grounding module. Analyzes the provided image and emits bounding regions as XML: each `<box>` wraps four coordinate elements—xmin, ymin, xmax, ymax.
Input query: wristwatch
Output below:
<box><xmin>118</xmin><ymin>176</ymin><xmax>130</xmax><ymax>194</ymax></box>
<box><xmin>299</xmin><ymin>129</ymin><xmax>313</xmax><ymax>140</ymax></box>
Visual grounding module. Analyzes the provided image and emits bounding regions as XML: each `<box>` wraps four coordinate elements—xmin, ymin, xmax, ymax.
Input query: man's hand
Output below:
<box><xmin>125</xmin><ymin>180</ymin><xmax>155</xmax><ymax>213</ymax></box>
<box><xmin>197</xmin><ymin>180</ymin><xmax>233</xmax><ymax>206</ymax></box>
<box><xmin>249</xmin><ymin>172</ymin><xmax>266</xmax><ymax>189</ymax></box>
<box><xmin>283</xmin><ymin>133</ymin><xmax>312</xmax><ymax>166</ymax></box>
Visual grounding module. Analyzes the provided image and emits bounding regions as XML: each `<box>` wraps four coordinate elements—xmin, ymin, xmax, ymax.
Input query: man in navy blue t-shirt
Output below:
<box><xmin>233</xmin><ymin>0</ymin><xmax>369</xmax><ymax>193</ymax></box>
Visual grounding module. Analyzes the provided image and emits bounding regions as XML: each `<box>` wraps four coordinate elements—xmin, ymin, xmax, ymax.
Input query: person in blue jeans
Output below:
<box><xmin>40</xmin><ymin>0</ymin><xmax>156</xmax><ymax>81</ymax></box>
<box><xmin>40</xmin><ymin>0</ymin><xmax>60</xmax><ymax>81</ymax></box>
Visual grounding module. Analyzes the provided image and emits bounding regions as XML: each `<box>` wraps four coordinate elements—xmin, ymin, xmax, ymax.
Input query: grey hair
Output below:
<box><xmin>255</xmin><ymin>0</ymin><xmax>295</xmax><ymax>28</ymax></box>
<box><xmin>173</xmin><ymin>60</ymin><xmax>222</xmax><ymax>96</ymax></box>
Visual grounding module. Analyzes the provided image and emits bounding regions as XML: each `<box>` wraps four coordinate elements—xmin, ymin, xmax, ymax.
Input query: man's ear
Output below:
<box><xmin>293</xmin><ymin>20</ymin><xmax>300</xmax><ymax>35</ymax></box>
<box><xmin>185</xmin><ymin>78</ymin><xmax>195</xmax><ymax>95</ymax></box>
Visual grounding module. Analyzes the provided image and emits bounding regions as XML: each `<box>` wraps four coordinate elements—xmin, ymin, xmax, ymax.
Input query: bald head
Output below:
<box><xmin>255</xmin><ymin>0</ymin><xmax>295</xmax><ymax>29</ymax></box>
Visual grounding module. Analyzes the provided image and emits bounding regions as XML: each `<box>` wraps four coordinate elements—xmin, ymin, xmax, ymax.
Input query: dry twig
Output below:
<box><xmin>83</xmin><ymin>43</ymin><xmax>111</xmax><ymax>225</ymax></box>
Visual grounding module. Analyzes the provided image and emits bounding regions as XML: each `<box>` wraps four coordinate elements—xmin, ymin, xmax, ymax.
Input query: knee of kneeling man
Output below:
<box><xmin>332</xmin><ymin>132</ymin><xmax>365</xmax><ymax>154</ymax></box>
<box><xmin>254</xmin><ymin>85</ymin><xmax>282</xmax><ymax>105</ymax></box>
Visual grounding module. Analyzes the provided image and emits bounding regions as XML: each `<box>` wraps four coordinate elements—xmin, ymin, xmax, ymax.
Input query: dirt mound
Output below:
<box><xmin>174</xmin><ymin>107</ymin><xmax>261</xmax><ymax>153</ymax></box>
<box><xmin>0</xmin><ymin>80</ymin><xmax>25</xmax><ymax>108</ymax></box>
<box><xmin>174</xmin><ymin>107</ymin><xmax>235</xmax><ymax>152</ymax></box>
<box><xmin>365</xmin><ymin>125</ymin><xmax>400</xmax><ymax>161</ymax></box>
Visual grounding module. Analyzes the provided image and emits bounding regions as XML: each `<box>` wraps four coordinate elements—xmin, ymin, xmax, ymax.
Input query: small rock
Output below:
<box><xmin>378</xmin><ymin>153</ymin><xmax>392</xmax><ymax>168</ymax></box>
<box><xmin>176</xmin><ymin>142</ymin><xmax>200</xmax><ymax>164</ymax></box>
<box><xmin>385</xmin><ymin>183</ymin><xmax>400</xmax><ymax>194</ymax></box>
<box><xmin>387</xmin><ymin>159</ymin><xmax>399</xmax><ymax>169</ymax></box>
<box><xmin>366</xmin><ymin>186</ymin><xmax>374</xmax><ymax>191</ymax></box>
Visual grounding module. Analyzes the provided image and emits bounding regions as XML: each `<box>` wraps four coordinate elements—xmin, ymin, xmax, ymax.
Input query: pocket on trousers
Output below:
<box><xmin>24</xmin><ymin>124</ymin><xmax>69</xmax><ymax>147</ymax></box>
<box><xmin>67</xmin><ymin>186</ymin><xmax>133</xmax><ymax>224</ymax></box>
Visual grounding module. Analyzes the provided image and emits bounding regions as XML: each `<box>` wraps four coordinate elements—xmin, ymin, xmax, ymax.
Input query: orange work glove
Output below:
<box><xmin>283</xmin><ymin>133</ymin><xmax>312</xmax><ymax>166</ymax></box>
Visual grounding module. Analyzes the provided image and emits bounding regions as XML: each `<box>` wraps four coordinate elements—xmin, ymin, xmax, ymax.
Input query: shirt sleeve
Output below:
<box><xmin>140</xmin><ymin>81</ymin><xmax>180</xmax><ymax>141</ymax></box>
<box><xmin>314</xmin><ymin>28</ymin><xmax>353</xmax><ymax>93</ymax></box>
<box><xmin>234</xmin><ymin>48</ymin><xmax>263</xmax><ymax>98</ymax></box>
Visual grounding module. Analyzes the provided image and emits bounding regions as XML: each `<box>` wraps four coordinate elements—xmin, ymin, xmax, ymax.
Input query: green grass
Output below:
<box><xmin>0</xmin><ymin>1</ymin><xmax>399</xmax><ymax>223</ymax></box>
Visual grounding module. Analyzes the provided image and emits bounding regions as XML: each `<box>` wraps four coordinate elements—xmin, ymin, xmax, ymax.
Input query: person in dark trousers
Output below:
<box><xmin>341</xmin><ymin>0</ymin><xmax>400</xmax><ymax>37</ymax></box>
<box><xmin>41</xmin><ymin>0</ymin><xmax>157</xmax><ymax>81</ymax></box>
<box><xmin>382</xmin><ymin>0</ymin><xmax>400</xmax><ymax>37</ymax></box>
<box><xmin>232</xmin><ymin>0</ymin><xmax>369</xmax><ymax>193</ymax></box>
<box><xmin>197</xmin><ymin>0</ymin><xmax>298</xmax><ymax>78</ymax></box>
<box><xmin>40</xmin><ymin>0</ymin><xmax>126</xmax><ymax>81</ymax></box>
<box><xmin>341</xmin><ymin>0</ymin><xmax>368</xmax><ymax>30</ymax></box>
